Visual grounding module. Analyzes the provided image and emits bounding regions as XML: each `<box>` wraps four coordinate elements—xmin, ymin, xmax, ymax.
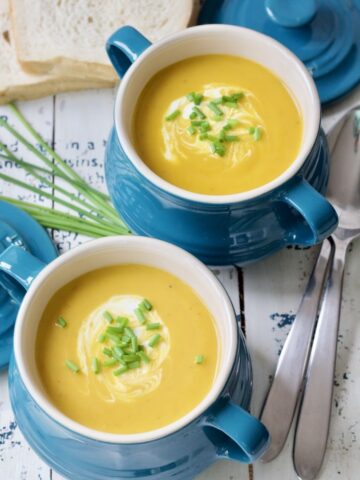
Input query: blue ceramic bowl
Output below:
<box><xmin>1</xmin><ymin>237</ymin><xmax>269</xmax><ymax>479</ymax></box>
<box><xmin>105</xmin><ymin>25</ymin><xmax>338</xmax><ymax>266</ymax></box>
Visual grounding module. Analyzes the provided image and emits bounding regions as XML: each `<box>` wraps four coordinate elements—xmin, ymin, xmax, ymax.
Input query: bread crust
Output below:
<box><xmin>9</xmin><ymin>0</ymin><xmax>199</xmax><ymax>79</ymax></box>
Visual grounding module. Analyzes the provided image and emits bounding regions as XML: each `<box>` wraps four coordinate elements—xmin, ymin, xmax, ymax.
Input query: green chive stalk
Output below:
<box><xmin>0</xmin><ymin>104</ymin><xmax>131</xmax><ymax>237</ymax></box>
<box><xmin>0</xmin><ymin>142</ymin><xmax>117</xmax><ymax>228</ymax></box>
<box><xmin>0</xmin><ymin>119</ymin><xmax>125</xmax><ymax>227</ymax></box>
<box><xmin>7</xmin><ymin>105</ymin><xmax>116</xmax><ymax>211</ymax></box>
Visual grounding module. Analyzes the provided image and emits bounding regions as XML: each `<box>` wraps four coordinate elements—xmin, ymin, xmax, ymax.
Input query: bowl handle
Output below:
<box><xmin>203</xmin><ymin>400</ymin><xmax>270</xmax><ymax>463</ymax></box>
<box><xmin>106</xmin><ymin>26</ymin><xmax>152</xmax><ymax>78</ymax></box>
<box><xmin>0</xmin><ymin>245</ymin><xmax>46</xmax><ymax>302</ymax></box>
<box><xmin>279</xmin><ymin>177</ymin><xmax>338</xmax><ymax>246</ymax></box>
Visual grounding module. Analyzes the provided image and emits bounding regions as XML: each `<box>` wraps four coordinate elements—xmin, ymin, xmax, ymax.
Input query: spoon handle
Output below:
<box><xmin>260</xmin><ymin>239</ymin><xmax>333</xmax><ymax>463</ymax></box>
<box><xmin>293</xmin><ymin>240</ymin><xmax>347</xmax><ymax>480</ymax></box>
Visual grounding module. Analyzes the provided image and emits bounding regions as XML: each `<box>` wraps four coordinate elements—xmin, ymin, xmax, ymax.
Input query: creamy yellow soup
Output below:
<box><xmin>133</xmin><ymin>55</ymin><xmax>303</xmax><ymax>195</ymax></box>
<box><xmin>36</xmin><ymin>265</ymin><xmax>219</xmax><ymax>434</ymax></box>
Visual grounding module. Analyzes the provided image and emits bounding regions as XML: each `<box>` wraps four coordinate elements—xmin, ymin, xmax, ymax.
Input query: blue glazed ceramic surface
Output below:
<box><xmin>0</xmin><ymin>200</ymin><xmax>57</xmax><ymax>369</ymax></box>
<box><xmin>105</xmin><ymin>26</ymin><xmax>338</xmax><ymax>266</ymax></box>
<box><xmin>2</xmin><ymin>236</ymin><xmax>269</xmax><ymax>478</ymax></box>
<box><xmin>9</xmin><ymin>320</ymin><xmax>257</xmax><ymax>479</ymax></box>
<box><xmin>106</xmin><ymin>127</ymin><xmax>332</xmax><ymax>266</ymax></box>
<box><xmin>199</xmin><ymin>0</ymin><xmax>360</xmax><ymax>104</ymax></box>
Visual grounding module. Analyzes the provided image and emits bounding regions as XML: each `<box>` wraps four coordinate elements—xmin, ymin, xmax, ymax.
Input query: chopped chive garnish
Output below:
<box><xmin>103</xmin><ymin>310</ymin><xmax>113</xmax><ymax>323</ymax></box>
<box><xmin>224</xmin><ymin>134</ymin><xmax>239</xmax><ymax>142</ymax></box>
<box><xmin>113</xmin><ymin>346</ymin><xmax>124</xmax><ymax>358</ymax></box>
<box><xmin>103</xmin><ymin>358</ymin><xmax>118</xmax><ymax>367</ymax></box>
<box><xmin>128</xmin><ymin>361</ymin><xmax>141</xmax><ymax>369</ymax></box>
<box><xmin>123</xmin><ymin>354</ymin><xmax>140</xmax><ymax>363</ymax></box>
<box><xmin>135</xmin><ymin>307</ymin><xmax>146</xmax><ymax>324</ymax></box>
<box><xmin>121</xmin><ymin>335</ymin><xmax>131</xmax><ymax>344</ymax></box>
<box><xmin>55</xmin><ymin>316</ymin><xmax>67</xmax><ymax>328</ymax></box>
<box><xmin>192</xmin><ymin>106</ymin><xmax>206</xmax><ymax>119</ymax></box>
<box><xmin>189</xmin><ymin>111</ymin><xmax>197</xmax><ymax>119</ymax></box>
<box><xmin>223</xmin><ymin>101</ymin><xmax>238</xmax><ymax>109</ymax></box>
<box><xmin>113</xmin><ymin>365</ymin><xmax>128</xmax><ymax>376</ymax></box>
<box><xmin>213</xmin><ymin>114</ymin><xmax>223</xmax><ymax>121</ymax></box>
<box><xmin>165</xmin><ymin>109</ymin><xmax>181</xmax><ymax>121</ymax></box>
<box><xmin>106</xmin><ymin>326</ymin><xmax>124</xmax><ymax>335</ymax></box>
<box><xmin>230</xmin><ymin>92</ymin><xmax>244</xmax><ymax>101</ymax></box>
<box><xmin>92</xmin><ymin>357</ymin><xmax>100</xmax><ymax>374</ymax></box>
<box><xmin>103</xmin><ymin>347</ymin><xmax>113</xmax><ymax>357</ymax></box>
<box><xmin>191</xmin><ymin>120</ymin><xmax>203</xmax><ymax>127</ymax></box>
<box><xmin>65</xmin><ymin>360</ymin><xmax>79</xmax><ymax>373</ymax></box>
<box><xmin>186</xmin><ymin>92</ymin><xmax>203</xmax><ymax>105</ymax></box>
<box><xmin>148</xmin><ymin>334</ymin><xmax>161</xmax><ymax>347</ymax></box>
<box><xmin>124</xmin><ymin>326</ymin><xmax>136</xmax><ymax>339</ymax></box>
<box><xmin>98</xmin><ymin>333</ymin><xmax>106</xmax><ymax>343</ymax></box>
<box><xmin>224</xmin><ymin>119</ymin><xmax>239</xmax><ymax>130</ymax></box>
<box><xmin>138</xmin><ymin>351</ymin><xmax>151</xmax><ymax>363</ymax></box>
<box><xmin>208</xmin><ymin>102</ymin><xmax>223</xmax><ymax>116</ymax></box>
<box><xmin>222</xmin><ymin>93</ymin><xmax>243</xmax><ymax>103</ymax></box>
<box><xmin>188</xmin><ymin>125</ymin><xmax>196</xmax><ymax>135</ymax></box>
<box><xmin>212</xmin><ymin>97</ymin><xmax>223</xmax><ymax>104</ymax></box>
<box><xmin>199</xmin><ymin>121</ymin><xmax>211</xmax><ymax>133</ymax></box>
<box><xmin>112</xmin><ymin>351</ymin><xmax>123</xmax><ymax>362</ymax></box>
<box><xmin>211</xmin><ymin>142</ymin><xmax>226</xmax><ymax>157</ymax></box>
<box><xmin>249</xmin><ymin>127</ymin><xmax>255</xmax><ymax>134</ymax></box>
<box><xmin>115</xmin><ymin>316</ymin><xmax>129</xmax><ymax>328</ymax></box>
<box><xmin>140</xmin><ymin>299</ymin><xmax>152</xmax><ymax>312</ymax></box>
<box><xmin>253</xmin><ymin>127</ymin><xmax>262</xmax><ymax>141</ymax></box>
<box><xmin>199</xmin><ymin>133</ymin><xmax>209</xmax><ymax>140</ymax></box>
<box><xmin>131</xmin><ymin>336</ymin><xmax>138</xmax><ymax>352</ymax></box>
<box><xmin>106</xmin><ymin>333</ymin><xmax>122</xmax><ymax>344</ymax></box>
<box><xmin>195</xmin><ymin>354</ymin><xmax>205</xmax><ymax>364</ymax></box>
<box><xmin>146</xmin><ymin>323</ymin><xmax>161</xmax><ymax>330</ymax></box>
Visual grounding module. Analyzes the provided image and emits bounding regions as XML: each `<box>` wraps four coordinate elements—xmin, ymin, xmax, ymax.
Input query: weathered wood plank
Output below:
<box><xmin>0</xmin><ymin>97</ymin><xmax>54</xmax><ymax>480</ymax></box>
<box><xmin>0</xmin><ymin>98</ymin><xmax>54</xmax><ymax>205</ymax></box>
<box><xmin>243</xmin><ymin>247</ymin><xmax>319</xmax><ymax>479</ymax></box>
<box><xmin>52</xmin><ymin>88</ymin><xmax>116</xmax><ymax>253</ymax></box>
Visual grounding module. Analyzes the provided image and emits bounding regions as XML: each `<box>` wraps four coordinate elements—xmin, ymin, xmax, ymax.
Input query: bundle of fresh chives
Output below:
<box><xmin>0</xmin><ymin>103</ymin><xmax>130</xmax><ymax>238</ymax></box>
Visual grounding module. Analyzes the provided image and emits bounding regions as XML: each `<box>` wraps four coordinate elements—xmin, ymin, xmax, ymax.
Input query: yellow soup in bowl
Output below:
<box><xmin>133</xmin><ymin>54</ymin><xmax>303</xmax><ymax>195</ymax></box>
<box><xmin>36</xmin><ymin>264</ymin><xmax>219</xmax><ymax>434</ymax></box>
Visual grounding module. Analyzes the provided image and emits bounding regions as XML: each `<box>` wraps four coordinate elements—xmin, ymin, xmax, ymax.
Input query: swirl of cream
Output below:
<box><xmin>77</xmin><ymin>295</ymin><xmax>170</xmax><ymax>402</ymax></box>
<box><xmin>162</xmin><ymin>83</ymin><xmax>266</xmax><ymax>167</ymax></box>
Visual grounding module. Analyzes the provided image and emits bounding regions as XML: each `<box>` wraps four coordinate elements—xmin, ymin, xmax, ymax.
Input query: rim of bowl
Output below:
<box><xmin>115</xmin><ymin>24</ymin><xmax>320</xmax><ymax>205</ymax></box>
<box><xmin>13</xmin><ymin>236</ymin><xmax>238</xmax><ymax>444</ymax></box>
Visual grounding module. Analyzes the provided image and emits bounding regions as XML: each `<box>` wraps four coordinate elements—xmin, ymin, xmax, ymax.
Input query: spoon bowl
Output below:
<box><xmin>293</xmin><ymin>107</ymin><xmax>360</xmax><ymax>480</ymax></box>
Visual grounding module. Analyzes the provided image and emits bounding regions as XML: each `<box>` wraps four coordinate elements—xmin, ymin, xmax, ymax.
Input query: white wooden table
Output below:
<box><xmin>1</xmin><ymin>85</ymin><xmax>360</xmax><ymax>480</ymax></box>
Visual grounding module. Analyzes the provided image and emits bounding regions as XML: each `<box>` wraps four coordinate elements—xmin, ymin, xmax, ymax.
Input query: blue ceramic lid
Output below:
<box><xmin>199</xmin><ymin>0</ymin><xmax>360</xmax><ymax>104</ymax></box>
<box><xmin>0</xmin><ymin>200</ymin><xmax>57</xmax><ymax>369</ymax></box>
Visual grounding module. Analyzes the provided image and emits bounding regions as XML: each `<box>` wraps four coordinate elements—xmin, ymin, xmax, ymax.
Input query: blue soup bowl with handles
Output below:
<box><xmin>1</xmin><ymin>236</ymin><xmax>269</xmax><ymax>479</ymax></box>
<box><xmin>104</xmin><ymin>24</ymin><xmax>338</xmax><ymax>266</ymax></box>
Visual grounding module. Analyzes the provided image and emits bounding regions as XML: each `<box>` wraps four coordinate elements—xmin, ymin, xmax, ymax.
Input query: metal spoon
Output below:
<box><xmin>293</xmin><ymin>108</ymin><xmax>360</xmax><ymax>479</ymax></box>
<box><xmin>260</xmin><ymin>238</ymin><xmax>334</xmax><ymax>462</ymax></box>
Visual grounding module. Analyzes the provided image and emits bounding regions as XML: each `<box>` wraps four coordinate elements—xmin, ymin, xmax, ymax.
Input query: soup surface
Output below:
<box><xmin>36</xmin><ymin>264</ymin><xmax>219</xmax><ymax>434</ymax></box>
<box><xmin>133</xmin><ymin>54</ymin><xmax>303</xmax><ymax>195</ymax></box>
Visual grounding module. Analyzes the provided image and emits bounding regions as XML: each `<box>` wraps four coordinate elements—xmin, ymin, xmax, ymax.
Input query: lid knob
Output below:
<box><xmin>265</xmin><ymin>0</ymin><xmax>317</xmax><ymax>27</ymax></box>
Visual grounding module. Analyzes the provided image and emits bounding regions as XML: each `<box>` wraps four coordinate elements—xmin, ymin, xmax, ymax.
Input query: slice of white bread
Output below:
<box><xmin>0</xmin><ymin>1</ymin><xmax>113</xmax><ymax>105</ymax></box>
<box><xmin>9</xmin><ymin>0</ymin><xmax>199</xmax><ymax>82</ymax></box>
